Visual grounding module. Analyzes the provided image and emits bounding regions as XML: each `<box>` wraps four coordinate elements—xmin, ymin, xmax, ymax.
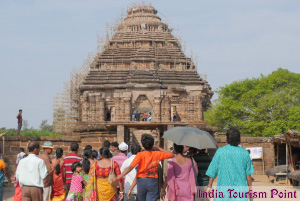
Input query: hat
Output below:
<box><xmin>118</xmin><ymin>142</ymin><xmax>128</xmax><ymax>151</ymax></box>
<box><xmin>42</xmin><ymin>141</ymin><xmax>54</xmax><ymax>149</ymax></box>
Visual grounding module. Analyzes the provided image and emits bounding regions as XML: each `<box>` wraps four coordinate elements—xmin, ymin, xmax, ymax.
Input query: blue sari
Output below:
<box><xmin>0</xmin><ymin>168</ymin><xmax>4</xmax><ymax>201</ymax></box>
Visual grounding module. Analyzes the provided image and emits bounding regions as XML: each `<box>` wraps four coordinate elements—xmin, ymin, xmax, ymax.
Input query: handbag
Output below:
<box><xmin>191</xmin><ymin>157</ymin><xmax>199</xmax><ymax>186</ymax></box>
<box><xmin>108</xmin><ymin>160</ymin><xmax>119</xmax><ymax>187</ymax></box>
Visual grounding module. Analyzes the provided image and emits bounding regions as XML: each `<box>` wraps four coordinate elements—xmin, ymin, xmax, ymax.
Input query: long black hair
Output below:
<box><xmin>55</xmin><ymin>148</ymin><xmax>63</xmax><ymax>175</ymax></box>
<box><xmin>91</xmin><ymin>150</ymin><xmax>98</xmax><ymax>160</ymax></box>
<box><xmin>99</xmin><ymin>147</ymin><xmax>112</xmax><ymax>159</ymax></box>
<box><xmin>82</xmin><ymin>149</ymin><xmax>92</xmax><ymax>174</ymax></box>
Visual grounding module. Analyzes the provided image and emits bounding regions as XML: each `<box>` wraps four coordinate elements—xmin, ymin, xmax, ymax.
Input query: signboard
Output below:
<box><xmin>246</xmin><ymin>147</ymin><xmax>263</xmax><ymax>159</ymax></box>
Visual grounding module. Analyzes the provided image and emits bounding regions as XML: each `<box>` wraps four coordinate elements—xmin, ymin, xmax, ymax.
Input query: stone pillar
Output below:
<box><xmin>117</xmin><ymin>125</ymin><xmax>128</xmax><ymax>143</ymax></box>
<box><xmin>115</xmin><ymin>98</ymin><xmax>122</xmax><ymax>122</ymax></box>
<box><xmin>153</xmin><ymin>97</ymin><xmax>161</xmax><ymax>122</ymax></box>
<box><xmin>124</xmin><ymin>98</ymin><xmax>131</xmax><ymax>122</ymax></box>
<box><xmin>162</xmin><ymin>97</ymin><xmax>171</xmax><ymax>122</ymax></box>
<box><xmin>99</xmin><ymin>98</ymin><xmax>105</xmax><ymax>122</ymax></box>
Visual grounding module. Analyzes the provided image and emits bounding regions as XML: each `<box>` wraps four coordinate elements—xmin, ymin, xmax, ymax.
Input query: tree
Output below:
<box><xmin>22</xmin><ymin>120</ymin><xmax>29</xmax><ymax>130</ymax></box>
<box><xmin>205</xmin><ymin>68</ymin><xmax>300</xmax><ymax>136</ymax></box>
<box><xmin>39</xmin><ymin>119</ymin><xmax>53</xmax><ymax>132</ymax></box>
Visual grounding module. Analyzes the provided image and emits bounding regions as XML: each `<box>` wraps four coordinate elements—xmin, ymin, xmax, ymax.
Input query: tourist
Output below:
<box><xmin>121</xmin><ymin>143</ymin><xmax>141</xmax><ymax>201</ymax></box>
<box><xmin>84</xmin><ymin>145</ymin><xmax>92</xmax><ymax>150</ymax></box>
<box><xmin>114</xmin><ymin>134</ymin><xmax>174</xmax><ymax>201</ymax></box>
<box><xmin>110</xmin><ymin>141</ymin><xmax>119</xmax><ymax>156</ymax></box>
<box><xmin>132</xmin><ymin>113</ymin><xmax>135</xmax><ymax>121</ymax></box>
<box><xmin>135</xmin><ymin>111</ymin><xmax>140</xmax><ymax>121</ymax></box>
<box><xmin>147</xmin><ymin>112</ymin><xmax>152</xmax><ymax>121</ymax></box>
<box><xmin>112</xmin><ymin>142</ymin><xmax>128</xmax><ymax>168</ymax></box>
<box><xmin>161</xmin><ymin>143</ymin><xmax>198</xmax><ymax>201</ymax></box>
<box><xmin>103</xmin><ymin>140</ymin><xmax>111</xmax><ymax>148</ymax></box>
<box><xmin>16</xmin><ymin>147</ymin><xmax>26</xmax><ymax>167</ymax></box>
<box><xmin>63</xmin><ymin>142</ymin><xmax>82</xmax><ymax>198</ymax></box>
<box><xmin>143</xmin><ymin>112</ymin><xmax>147</xmax><ymax>121</ymax></box>
<box><xmin>190</xmin><ymin>148</ymin><xmax>212</xmax><ymax>186</ymax></box>
<box><xmin>126</xmin><ymin>143</ymin><xmax>133</xmax><ymax>158</ymax></box>
<box><xmin>112</xmin><ymin>142</ymin><xmax>128</xmax><ymax>200</ymax></box>
<box><xmin>0</xmin><ymin>151</ymin><xmax>10</xmax><ymax>201</ymax></box>
<box><xmin>102</xmin><ymin>140</ymin><xmax>111</xmax><ymax>159</ymax></box>
<box><xmin>85</xmin><ymin>147</ymin><xmax>124</xmax><ymax>200</ymax></box>
<box><xmin>91</xmin><ymin>150</ymin><xmax>98</xmax><ymax>161</ymax></box>
<box><xmin>14</xmin><ymin>154</ymin><xmax>28</xmax><ymax>201</ymax></box>
<box><xmin>206</xmin><ymin>128</ymin><xmax>254</xmax><ymax>200</ymax></box>
<box><xmin>39</xmin><ymin>141</ymin><xmax>57</xmax><ymax>201</ymax></box>
<box><xmin>16</xmin><ymin>109</ymin><xmax>22</xmax><ymax>136</ymax></box>
<box><xmin>51</xmin><ymin>148</ymin><xmax>66</xmax><ymax>201</ymax></box>
<box><xmin>173</xmin><ymin>114</ymin><xmax>176</xmax><ymax>122</ymax></box>
<box><xmin>66</xmin><ymin>162</ymin><xmax>86</xmax><ymax>201</ymax></box>
<box><xmin>81</xmin><ymin>149</ymin><xmax>95</xmax><ymax>184</ymax></box>
<box><xmin>16</xmin><ymin>142</ymin><xmax>48</xmax><ymax>201</ymax></box>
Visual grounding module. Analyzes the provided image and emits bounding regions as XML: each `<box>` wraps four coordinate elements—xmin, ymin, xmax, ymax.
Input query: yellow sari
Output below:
<box><xmin>96</xmin><ymin>178</ymin><xmax>117</xmax><ymax>201</ymax></box>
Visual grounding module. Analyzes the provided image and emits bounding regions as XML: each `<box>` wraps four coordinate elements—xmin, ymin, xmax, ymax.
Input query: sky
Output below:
<box><xmin>0</xmin><ymin>0</ymin><xmax>299</xmax><ymax>129</ymax></box>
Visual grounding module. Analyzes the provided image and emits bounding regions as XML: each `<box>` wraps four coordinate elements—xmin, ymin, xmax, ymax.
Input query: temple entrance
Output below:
<box><xmin>133</xmin><ymin>95</ymin><xmax>153</xmax><ymax>121</ymax></box>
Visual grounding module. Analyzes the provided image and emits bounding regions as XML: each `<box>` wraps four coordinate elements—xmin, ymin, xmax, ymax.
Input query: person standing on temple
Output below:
<box><xmin>135</xmin><ymin>111</ymin><xmax>140</xmax><ymax>121</ymax></box>
<box><xmin>16</xmin><ymin>142</ymin><xmax>48</xmax><ymax>201</ymax></box>
<box><xmin>39</xmin><ymin>141</ymin><xmax>59</xmax><ymax>201</ymax></box>
<box><xmin>16</xmin><ymin>109</ymin><xmax>22</xmax><ymax>136</ymax></box>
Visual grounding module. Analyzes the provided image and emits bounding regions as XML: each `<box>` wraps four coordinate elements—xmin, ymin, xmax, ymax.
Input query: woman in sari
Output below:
<box><xmin>0</xmin><ymin>152</ymin><xmax>10</xmax><ymax>201</ymax></box>
<box><xmin>84</xmin><ymin>147</ymin><xmax>123</xmax><ymax>201</ymax></box>
<box><xmin>161</xmin><ymin>144</ymin><xmax>198</xmax><ymax>201</ymax></box>
<box><xmin>81</xmin><ymin>149</ymin><xmax>96</xmax><ymax>184</ymax></box>
<box><xmin>51</xmin><ymin>148</ymin><xmax>66</xmax><ymax>201</ymax></box>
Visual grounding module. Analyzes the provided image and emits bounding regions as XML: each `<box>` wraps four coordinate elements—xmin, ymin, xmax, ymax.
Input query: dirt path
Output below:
<box><xmin>3</xmin><ymin>175</ymin><xmax>299</xmax><ymax>201</ymax></box>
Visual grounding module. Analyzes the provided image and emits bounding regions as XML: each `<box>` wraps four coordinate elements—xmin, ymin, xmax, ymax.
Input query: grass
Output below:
<box><xmin>0</xmin><ymin>128</ymin><xmax>63</xmax><ymax>137</ymax></box>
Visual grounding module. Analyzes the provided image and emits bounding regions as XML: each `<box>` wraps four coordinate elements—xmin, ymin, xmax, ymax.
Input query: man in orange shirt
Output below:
<box><xmin>115</xmin><ymin>134</ymin><xmax>174</xmax><ymax>201</ymax></box>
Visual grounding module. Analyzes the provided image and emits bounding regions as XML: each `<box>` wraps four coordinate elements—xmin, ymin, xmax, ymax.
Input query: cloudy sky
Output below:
<box><xmin>0</xmin><ymin>0</ymin><xmax>299</xmax><ymax>129</ymax></box>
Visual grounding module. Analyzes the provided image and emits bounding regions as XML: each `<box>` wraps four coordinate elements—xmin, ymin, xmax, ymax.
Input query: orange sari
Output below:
<box><xmin>51</xmin><ymin>168</ymin><xmax>66</xmax><ymax>201</ymax></box>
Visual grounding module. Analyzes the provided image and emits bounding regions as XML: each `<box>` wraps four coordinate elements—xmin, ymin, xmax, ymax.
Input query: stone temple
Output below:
<box><xmin>75</xmin><ymin>5</ymin><xmax>213</xmax><ymax>145</ymax></box>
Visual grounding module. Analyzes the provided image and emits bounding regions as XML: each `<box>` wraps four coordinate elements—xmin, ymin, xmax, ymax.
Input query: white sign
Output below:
<box><xmin>246</xmin><ymin>147</ymin><xmax>263</xmax><ymax>159</ymax></box>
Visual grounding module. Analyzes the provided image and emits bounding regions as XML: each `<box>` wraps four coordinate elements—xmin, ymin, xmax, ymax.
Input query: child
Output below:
<box><xmin>66</xmin><ymin>161</ymin><xmax>87</xmax><ymax>201</ymax></box>
<box><xmin>115</xmin><ymin>134</ymin><xmax>174</xmax><ymax>201</ymax></box>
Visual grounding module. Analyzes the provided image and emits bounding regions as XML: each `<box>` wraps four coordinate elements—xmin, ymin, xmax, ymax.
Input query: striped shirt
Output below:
<box><xmin>62</xmin><ymin>153</ymin><xmax>82</xmax><ymax>183</ymax></box>
<box><xmin>193</xmin><ymin>152</ymin><xmax>212</xmax><ymax>186</ymax></box>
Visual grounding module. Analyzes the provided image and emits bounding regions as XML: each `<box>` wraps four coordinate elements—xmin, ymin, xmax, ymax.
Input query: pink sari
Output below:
<box><xmin>167</xmin><ymin>158</ymin><xmax>198</xmax><ymax>201</ymax></box>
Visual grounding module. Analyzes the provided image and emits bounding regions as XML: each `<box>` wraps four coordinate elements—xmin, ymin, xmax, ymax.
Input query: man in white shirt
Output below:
<box><xmin>120</xmin><ymin>143</ymin><xmax>141</xmax><ymax>201</ymax></box>
<box><xmin>16</xmin><ymin>142</ymin><xmax>48</xmax><ymax>201</ymax></box>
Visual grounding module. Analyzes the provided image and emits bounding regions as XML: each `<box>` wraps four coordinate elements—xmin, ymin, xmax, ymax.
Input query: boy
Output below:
<box><xmin>114</xmin><ymin>134</ymin><xmax>174</xmax><ymax>201</ymax></box>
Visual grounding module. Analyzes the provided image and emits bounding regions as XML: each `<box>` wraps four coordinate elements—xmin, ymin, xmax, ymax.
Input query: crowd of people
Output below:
<box><xmin>5</xmin><ymin>128</ymin><xmax>254</xmax><ymax>201</ymax></box>
<box><xmin>132</xmin><ymin>111</ymin><xmax>152</xmax><ymax>122</ymax></box>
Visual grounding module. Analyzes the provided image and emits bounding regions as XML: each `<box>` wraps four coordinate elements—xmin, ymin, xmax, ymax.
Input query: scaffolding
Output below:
<box><xmin>53</xmin><ymin>53</ymin><xmax>95</xmax><ymax>134</ymax></box>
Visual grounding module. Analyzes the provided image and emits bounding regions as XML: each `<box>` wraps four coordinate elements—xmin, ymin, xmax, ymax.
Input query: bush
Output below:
<box><xmin>0</xmin><ymin>128</ymin><xmax>63</xmax><ymax>137</ymax></box>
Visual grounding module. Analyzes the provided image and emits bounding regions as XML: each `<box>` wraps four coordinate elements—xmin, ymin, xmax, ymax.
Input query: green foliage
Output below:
<box><xmin>205</xmin><ymin>68</ymin><xmax>300</xmax><ymax>136</ymax></box>
<box><xmin>0</xmin><ymin>120</ymin><xmax>62</xmax><ymax>137</ymax></box>
<box><xmin>39</xmin><ymin>119</ymin><xmax>54</xmax><ymax>132</ymax></box>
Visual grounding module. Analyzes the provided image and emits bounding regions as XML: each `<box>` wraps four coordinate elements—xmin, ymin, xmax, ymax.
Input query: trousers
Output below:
<box><xmin>22</xmin><ymin>186</ymin><xmax>43</xmax><ymax>201</ymax></box>
<box><xmin>137</xmin><ymin>178</ymin><xmax>158</xmax><ymax>201</ymax></box>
